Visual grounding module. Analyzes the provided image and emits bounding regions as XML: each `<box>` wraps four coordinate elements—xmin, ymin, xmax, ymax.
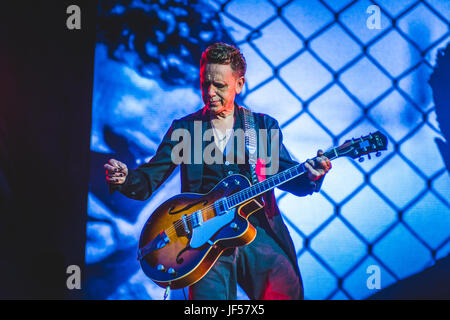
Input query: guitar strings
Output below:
<box><xmin>164</xmin><ymin>205</ymin><xmax>216</xmax><ymax>237</ymax></box>
<box><xmin>163</xmin><ymin>166</ymin><xmax>303</xmax><ymax>238</ymax></box>
<box><xmin>162</xmin><ymin>151</ymin><xmax>338</xmax><ymax>238</ymax></box>
<box><xmin>163</xmin><ymin>164</ymin><xmax>307</xmax><ymax>237</ymax></box>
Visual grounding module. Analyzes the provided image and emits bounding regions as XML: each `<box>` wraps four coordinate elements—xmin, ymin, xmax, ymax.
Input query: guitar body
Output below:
<box><xmin>136</xmin><ymin>130</ymin><xmax>388</xmax><ymax>290</ymax></box>
<box><xmin>138</xmin><ymin>174</ymin><xmax>264</xmax><ymax>289</ymax></box>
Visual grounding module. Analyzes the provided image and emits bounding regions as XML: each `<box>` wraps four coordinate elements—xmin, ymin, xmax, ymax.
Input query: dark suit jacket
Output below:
<box><xmin>112</xmin><ymin>104</ymin><xmax>323</xmax><ymax>277</ymax></box>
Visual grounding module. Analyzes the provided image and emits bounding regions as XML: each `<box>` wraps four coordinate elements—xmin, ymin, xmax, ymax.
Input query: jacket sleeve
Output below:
<box><xmin>109</xmin><ymin>120</ymin><xmax>182</xmax><ymax>201</ymax></box>
<box><xmin>264</xmin><ymin>116</ymin><xmax>324</xmax><ymax>197</ymax></box>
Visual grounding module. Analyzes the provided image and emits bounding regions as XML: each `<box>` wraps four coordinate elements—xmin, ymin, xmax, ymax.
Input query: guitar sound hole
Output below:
<box><xmin>168</xmin><ymin>200</ymin><xmax>209</xmax><ymax>215</ymax></box>
<box><xmin>176</xmin><ymin>246</ymin><xmax>190</xmax><ymax>264</ymax></box>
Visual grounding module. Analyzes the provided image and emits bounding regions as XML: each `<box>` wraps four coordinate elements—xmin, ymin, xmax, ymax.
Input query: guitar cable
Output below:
<box><xmin>163</xmin><ymin>286</ymin><xmax>170</xmax><ymax>300</ymax></box>
<box><xmin>162</xmin><ymin>286</ymin><xmax>188</xmax><ymax>300</ymax></box>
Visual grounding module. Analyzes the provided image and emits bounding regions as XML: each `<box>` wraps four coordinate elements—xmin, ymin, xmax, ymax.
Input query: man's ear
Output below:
<box><xmin>235</xmin><ymin>76</ymin><xmax>245</xmax><ymax>94</ymax></box>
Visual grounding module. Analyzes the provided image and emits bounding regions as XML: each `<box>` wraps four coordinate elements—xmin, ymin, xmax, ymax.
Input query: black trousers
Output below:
<box><xmin>188</xmin><ymin>225</ymin><xmax>303</xmax><ymax>300</ymax></box>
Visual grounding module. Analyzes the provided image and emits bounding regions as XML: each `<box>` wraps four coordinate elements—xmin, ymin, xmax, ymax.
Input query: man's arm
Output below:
<box><xmin>107</xmin><ymin>120</ymin><xmax>182</xmax><ymax>200</ymax></box>
<box><xmin>263</xmin><ymin>116</ymin><xmax>330</xmax><ymax>197</ymax></box>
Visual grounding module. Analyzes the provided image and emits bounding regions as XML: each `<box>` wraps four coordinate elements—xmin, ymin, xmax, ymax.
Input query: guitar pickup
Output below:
<box><xmin>181</xmin><ymin>214</ymin><xmax>191</xmax><ymax>234</ymax></box>
<box><xmin>215</xmin><ymin>197</ymin><xmax>229</xmax><ymax>216</ymax></box>
<box><xmin>190</xmin><ymin>210</ymin><xmax>203</xmax><ymax>229</ymax></box>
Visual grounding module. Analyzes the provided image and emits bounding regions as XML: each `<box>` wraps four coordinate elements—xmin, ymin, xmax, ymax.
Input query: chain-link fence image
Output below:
<box><xmin>87</xmin><ymin>0</ymin><xmax>450</xmax><ymax>299</ymax></box>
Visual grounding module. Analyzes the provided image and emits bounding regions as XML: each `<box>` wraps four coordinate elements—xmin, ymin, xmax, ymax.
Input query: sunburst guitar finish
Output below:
<box><xmin>138</xmin><ymin>174</ymin><xmax>263</xmax><ymax>289</ymax></box>
<box><xmin>137</xmin><ymin>131</ymin><xmax>388</xmax><ymax>289</ymax></box>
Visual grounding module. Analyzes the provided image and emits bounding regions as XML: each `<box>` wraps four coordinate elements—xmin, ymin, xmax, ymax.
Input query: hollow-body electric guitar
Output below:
<box><xmin>137</xmin><ymin>131</ymin><xmax>388</xmax><ymax>289</ymax></box>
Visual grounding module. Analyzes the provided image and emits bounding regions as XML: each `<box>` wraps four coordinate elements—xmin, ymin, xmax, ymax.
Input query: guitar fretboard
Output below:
<box><xmin>226</xmin><ymin>148</ymin><xmax>337</xmax><ymax>209</ymax></box>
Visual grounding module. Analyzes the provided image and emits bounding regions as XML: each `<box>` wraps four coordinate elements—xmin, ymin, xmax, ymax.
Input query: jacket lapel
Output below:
<box><xmin>182</xmin><ymin>107</ymin><xmax>208</xmax><ymax>193</ymax></box>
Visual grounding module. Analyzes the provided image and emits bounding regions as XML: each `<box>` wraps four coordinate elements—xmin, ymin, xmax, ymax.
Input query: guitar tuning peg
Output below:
<box><xmin>358</xmin><ymin>157</ymin><xmax>365</xmax><ymax>163</ymax></box>
<box><xmin>376</xmin><ymin>151</ymin><xmax>382</xmax><ymax>157</ymax></box>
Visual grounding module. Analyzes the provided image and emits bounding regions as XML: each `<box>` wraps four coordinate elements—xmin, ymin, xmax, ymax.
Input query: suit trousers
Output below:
<box><xmin>188</xmin><ymin>224</ymin><xmax>303</xmax><ymax>300</ymax></box>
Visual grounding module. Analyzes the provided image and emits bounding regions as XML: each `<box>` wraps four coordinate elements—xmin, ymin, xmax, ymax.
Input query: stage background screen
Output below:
<box><xmin>87</xmin><ymin>0</ymin><xmax>450</xmax><ymax>300</ymax></box>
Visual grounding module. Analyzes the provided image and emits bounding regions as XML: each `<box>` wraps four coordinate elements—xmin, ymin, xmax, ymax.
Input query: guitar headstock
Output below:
<box><xmin>335</xmin><ymin>131</ymin><xmax>388</xmax><ymax>162</ymax></box>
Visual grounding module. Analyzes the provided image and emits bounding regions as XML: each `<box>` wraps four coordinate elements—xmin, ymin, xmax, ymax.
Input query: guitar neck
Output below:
<box><xmin>226</xmin><ymin>148</ymin><xmax>338</xmax><ymax>209</ymax></box>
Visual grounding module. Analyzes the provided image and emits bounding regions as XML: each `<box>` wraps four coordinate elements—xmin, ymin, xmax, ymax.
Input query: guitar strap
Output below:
<box><xmin>242</xmin><ymin>106</ymin><xmax>259</xmax><ymax>185</ymax></box>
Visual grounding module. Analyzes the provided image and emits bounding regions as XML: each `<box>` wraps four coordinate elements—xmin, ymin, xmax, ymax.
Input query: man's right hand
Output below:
<box><xmin>104</xmin><ymin>159</ymin><xmax>128</xmax><ymax>185</ymax></box>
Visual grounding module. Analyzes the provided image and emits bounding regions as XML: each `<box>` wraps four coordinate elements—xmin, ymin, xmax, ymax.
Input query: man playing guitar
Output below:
<box><xmin>105</xmin><ymin>43</ymin><xmax>331</xmax><ymax>300</ymax></box>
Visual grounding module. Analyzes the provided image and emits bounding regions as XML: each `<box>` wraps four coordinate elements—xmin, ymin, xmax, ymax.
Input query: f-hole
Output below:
<box><xmin>168</xmin><ymin>200</ymin><xmax>209</xmax><ymax>215</ymax></box>
<box><xmin>176</xmin><ymin>245</ymin><xmax>191</xmax><ymax>264</ymax></box>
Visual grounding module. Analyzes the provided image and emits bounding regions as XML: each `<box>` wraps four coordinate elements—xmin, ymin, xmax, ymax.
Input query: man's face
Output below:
<box><xmin>200</xmin><ymin>63</ymin><xmax>245</xmax><ymax>115</ymax></box>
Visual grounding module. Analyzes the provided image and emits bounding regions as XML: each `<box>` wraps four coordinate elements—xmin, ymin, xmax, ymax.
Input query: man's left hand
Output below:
<box><xmin>305</xmin><ymin>149</ymin><xmax>332</xmax><ymax>181</ymax></box>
